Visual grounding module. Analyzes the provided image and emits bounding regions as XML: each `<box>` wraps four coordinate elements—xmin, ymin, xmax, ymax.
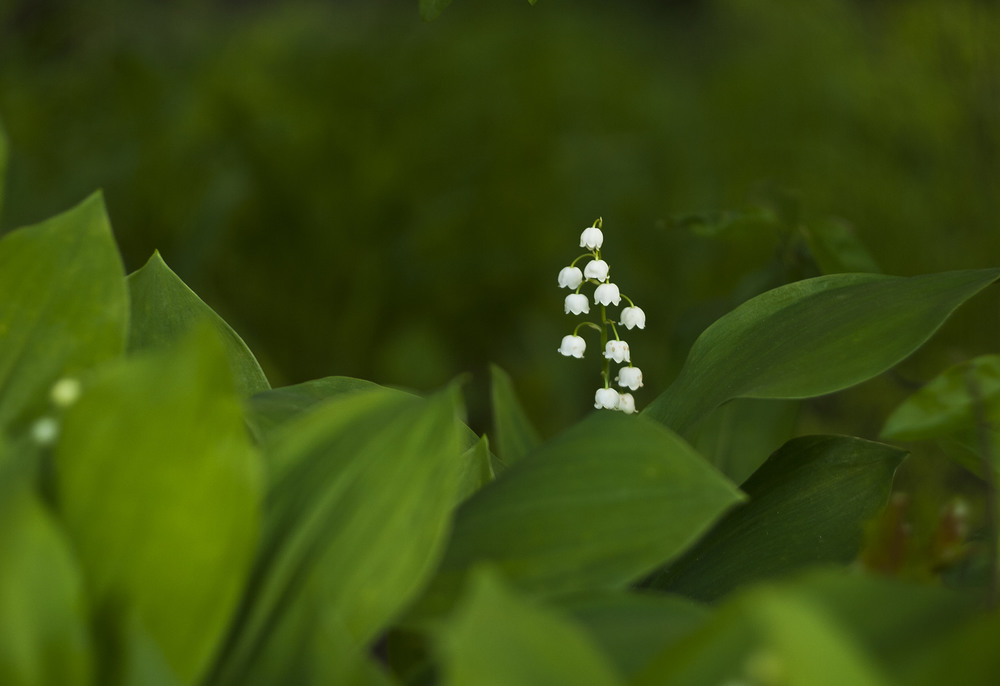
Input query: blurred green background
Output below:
<box><xmin>1</xmin><ymin>0</ymin><xmax>998</xmax><ymax>437</ymax></box>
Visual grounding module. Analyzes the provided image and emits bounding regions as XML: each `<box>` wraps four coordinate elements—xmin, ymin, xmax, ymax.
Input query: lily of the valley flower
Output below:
<box><xmin>580</xmin><ymin>226</ymin><xmax>604</xmax><ymax>250</ymax></box>
<box><xmin>594</xmin><ymin>387</ymin><xmax>620</xmax><ymax>410</ymax></box>
<box><xmin>593</xmin><ymin>282</ymin><xmax>621</xmax><ymax>306</ymax></box>
<box><xmin>618</xmin><ymin>393</ymin><xmax>636</xmax><ymax>414</ymax></box>
<box><xmin>604</xmin><ymin>340</ymin><xmax>630</xmax><ymax>364</ymax></box>
<box><xmin>619</xmin><ymin>306</ymin><xmax>646</xmax><ymax>330</ymax></box>
<box><xmin>558</xmin><ymin>266</ymin><xmax>584</xmax><ymax>289</ymax></box>
<box><xmin>616</xmin><ymin>366</ymin><xmax>643</xmax><ymax>391</ymax></box>
<box><xmin>583</xmin><ymin>259</ymin><xmax>609</xmax><ymax>282</ymax></box>
<box><xmin>558</xmin><ymin>335</ymin><xmax>586</xmax><ymax>358</ymax></box>
<box><xmin>564</xmin><ymin>293</ymin><xmax>590</xmax><ymax>315</ymax></box>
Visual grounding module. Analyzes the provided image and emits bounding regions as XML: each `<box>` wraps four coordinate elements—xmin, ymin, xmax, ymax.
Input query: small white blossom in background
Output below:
<box><xmin>50</xmin><ymin>377</ymin><xmax>82</xmax><ymax>407</ymax></box>
<box><xmin>564</xmin><ymin>293</ymin><xmax>590</xmax><ymax>315</ymax></box>
<box><xmin>580</xmin><ymin>227</ymin><xmax>604</xmax><ymax>250</ymax></box>
<box><xmin>558</xmin><ymin>266</ymin><xmax>584</xmax><ymax>289</ymax></box>
<box><xmin>616</xmin><ymin>366</ymin><xmax>643</xmax><ymax>391</ymax></box>
<box><xmin>557</xmin><ymin>218</ymin><xmax>647</xmax><ymax>413</ymax></box>
<box><xmin>618</xmin><ymin>393</ymin><xmax>636</xmax><ymax>414</ymax></box>
<box><xmin>619</xmin><ymin>306</ymin><xmax>646</xmax><ymax>330</ymax></box>
<box><xmin>593</xmin><ymin>282</ymin><xmax>621</xmax><ymax>307</ymax></box>
<box><xmin>31</xmin><ymin>416</ymin><xmax>59</xmax><ymax>446</ymax></box>
<box><xmin>558</xmin><ymin>335</ymin><xmax>586</xmax><ymax>358</ymax></box>
<box><xmin>604</xmin><ymin>340</ymin><xmax>630</xmax><ymax>364</ymax></box>
<box><xmin>594</xmin><ymin>387</ymin><xmax>620</xmax><ymax>410</ymax></box>
<box><xmin>583</xmin><ymin>259</ymin><xmax>609</xmax><ymax>282</ymax></box>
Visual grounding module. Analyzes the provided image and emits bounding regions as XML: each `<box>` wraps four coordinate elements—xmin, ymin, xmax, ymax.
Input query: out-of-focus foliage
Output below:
<box><xmin>2</xmin><ymin>0</ymin><xmax>999</xmax><ymax>437</ymax></box>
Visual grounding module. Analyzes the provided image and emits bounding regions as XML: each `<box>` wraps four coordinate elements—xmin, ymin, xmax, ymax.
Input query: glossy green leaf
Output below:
<box><xmin>435</xmin><ymin>568</ymin><xmax>623</xmax><ymax>686</ymax></box>
<box><xmin>127</xmin><ymin>251</ymin><xmax>269</xmax><ymax>398</ymax></box>
<box><xmin>54</xmin><ymin>329</ymin><xmax>263</xmax><ymax>685</ymax></box>
<box><xmin>881</xmin><ymin>355</ymin><xmax>1000</xmax><ymax>441</ymax></box>
<box><xmin>489</xmin><ymin>364</ymin><xmax>541</xmax><ymax>466</ymax></box>
<box><xmin>456</xmin><ymin>434</ymin><xmax>495</xmax><ymax>502</ymax></box>
<box><xmin>0</xmin><ymin>461</ymin><xmax>93</xmax><ymax>686</ymax></box>
<box><xmin>419</xmin><ymin>0</ymin><xmax>453</xmax><ymax>21</ymax></box>
<box><xmin>0</xmin><ymin>192</ymin><xmax>127</xmax><ymax>434</ymax></box>
<box><xmin>647</xmin><ymin>436</ymin><xmax>904</xmax><ymax>601</ymax></box>
<box><xmin>244</xmin><ymin>376</ymin><xmax>387</xmax><ymax>440</ymax></box>
<box><xmin>408</xmin><ymin>412</ymin><xmax>743</xmax><ymax>619</ymax></box>
<box><xmin>211</xmin><ymin>386</ymin><xmax>464</xmax><ymax>686</ymax></box>
<box><xmin>691</xmin><ymin>398</ymin><xmax>799</xmax><ymax>485</ymax></box>
<box><xmin>644</xmin><ymin>269</ymin><xmax>1000</xmax><ymax>434</ymax></box>
<box><xmin>559</xmin><ymin>591</ymin><xmax>708</xmax><ymax>678</ymax></box>
<box><xmin>803</xmin><ymin>217</ymin><xmax>881</xmax><ymax>274</ymax></box>
<box><xmin>634</xmin><ymin>583</ymin><xmax>889</xmax><ymax>686</ymax></box>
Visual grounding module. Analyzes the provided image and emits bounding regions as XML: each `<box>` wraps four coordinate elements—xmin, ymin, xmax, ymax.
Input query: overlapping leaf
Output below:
<box><xmin>489</xmin><ymin>364</ymin><xmax>541</xmax><ymax>466</ymax></box>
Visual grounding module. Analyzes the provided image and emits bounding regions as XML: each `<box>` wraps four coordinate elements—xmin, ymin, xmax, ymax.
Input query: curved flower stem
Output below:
<box><xmin>573</xmin><ymin>321</ymin><xmax>602</xmax><ymax>336</ymax></box>
<box><xmin>609</xmin><ymin>321</ymin><xmax>621</xmax><ymax>342</ymax></box>
<box><xmin>621</xmin><ymin>292</ymin><xmax>636</xmax><ymax>307</ymax></box>
<box><xmin>570</xmin><ymin>252</ymin><xmax>596</xmax><ymax>267</ymax></box>
<box><xmin>600</xmin><ymin>304</ymin><xmax>610</xmax><ymax>388</ymax></box>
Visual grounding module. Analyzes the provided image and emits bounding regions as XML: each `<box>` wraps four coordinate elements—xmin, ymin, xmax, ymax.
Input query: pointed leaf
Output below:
<box><xmin>644</xmin><ymin>269</ymin><xmax>1000</xmax><ymax>434</ymax></box>
<box><xmin>0</xmin><ymin>192</ymin><xmax>127</xmax><ymax>434</ymax></box>
<box><xmin>435</xmin><ymin>568</ymin><xmax>623</xmax><ymax>686</ymax></box>
<box><xmin>54</xmin><ymin>329</ymin><xmax>263</xmax><ymax>684</ymax></box>
<box><xmin>489</xmin><ymin>364</ymin><xmax>541</xmax><ymax>465</ymax></box>
<box><xmin>127</xmin><ymin>251</ymin><xmax>269</xmax><ymax>397</ymax></box>
<box><xmin>646</xmin><ymin>436</ymin><xmax>905</xmax><ymax>601</ymax></box>
<box><xmin>408</xmin><ymin>412</ymin><xmax>743</xmax><ymax>620</ymax></box>
<box><xmin>456</xmin><ymin>434</ymin><xmax>495</xmax><ymax>502</ymax></box>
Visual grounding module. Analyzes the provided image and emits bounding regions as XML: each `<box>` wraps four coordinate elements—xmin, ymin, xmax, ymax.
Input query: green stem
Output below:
<box><xmin>600</xmin><ymin>304</ymin><xmax>609</xmax><ymax>388</ymax></box>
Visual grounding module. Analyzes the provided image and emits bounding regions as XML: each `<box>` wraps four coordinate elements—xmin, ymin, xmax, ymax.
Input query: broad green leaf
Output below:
<box><xmin>646</xmin><ymin>436</ymin><xmax>904</xmax><ymax>601</ymax></box>
<box><xmin>244</xmin><ymin>376</ymin><xmax>387</xmax><ymax>440</ymax></box>
<box><xmin>456</xmin><ymin>434</ymin><xmax>495</xmax><ymax>502</ymax></box>
<box><xmin>881</xmin><ymin>355</ymin><xmax>1000</xmax><ymax>441</ymax></box>
<box><xmin>419</xmin><ymin>0</ymin><xmax>453</xmax><ymax>21</ymax></box>
<box><xmin>559</xmin><ymin>591</ymin><xmax>708</xmax><ymax>678</ymax></box>
<box><xmin>0</xmin><ymin>192</ymin><xmax>127</xmax><ymax>434</ymax></box>
<box><xmin>634</xmin><ymin>583</ymin><xmax>890</xmax><ymax>686</ymax></box>
<box><xmin>127</xmin><ymin>251</ymin><xmax>269</xmax><ymax>398</ymax></box>
<box><xmin>0</xmin><ymin>461</ymin><xmax>93</xmax><ymax>686</ymax></box>
<box><xmin>644</xmin><ymin>269</ymin><xmax>1000</xmax><ymax>434</ymax></box>
<box><xmin>489</xmin><ymin>364</ymin><xmax>541</xmax><ymax>465</ymax></box>
<box><xmin>408</xmin><ymin>412</ymin><xmax>743</xmax><ymax>620</ymax></box>
<box><xmin>54</xmin><ymin>329</ymin><xmax>263</xmax><ymax>685</ymax></box>
<box><xmin>210</xmin><ymin>386</ymin><xmax>464</xmax><ymax>686</ymax></box>
<box><xmin>803</xmin><ymin>217</ymin><xmax>881</xmax><ymax>274</ymax></box>
<box><xmin>93</xmin><ymin>605</ymin><xmax>182</xmax><ymax>686</ymax></box>
<box><xmin>435</xmin><ymin>568</ymin><xmax>623</xmax><ymax>686</ymax></box>
<box><xmin>691</xmin><ymin>398</ymin><xmax>799</xmax><ymax>485</ymax></box>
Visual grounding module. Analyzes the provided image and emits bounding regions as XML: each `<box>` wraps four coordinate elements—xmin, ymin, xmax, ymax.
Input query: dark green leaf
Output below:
<box><xmin>0</xmin><ymin>192</ymin><xmax>127</xmax><ymax>435</ymax></box>
<box><xmin>127</xmin><ymin>251</ymin><xmax>269</xmax><ymax>397</ymax></box>
<box><xmin>408</xmin><ymin>412</ymin><xmax>743</xmax><ymax>620</ymax></box>
<box><xmin>559</xmin><ymin>591</ymin><xmax>708</xmax><ymax>678</ymax></box>
<box><xmin>456</xmin><ymin>434</ymin><xmax>495</xmax><ymax>502</ymax></box>
<box><xmin>435</xmin><ymin>567</ymin><xmax>624</xmax><ymax>686</ymax></box>
<box><xmin>0</xmin><ymin>460</ymin><xmax>93</xmax><ymax>686</ymax></box>
<box><xmin>691</xmin><ymin>398</ymin><xmax>799</xmax><ymax>484</ymax></box>
<box><xmin>644</xmin><ymin>269</ymin><xmax>1000</xmax><ymax>434</ymax></box>
<box><xmin>419</xmin><ymin>0</ymin><xmax>453</xmax><ymax>21</ymax></box>
<box><xmin>211</xmin><ymin>386</ymin><xmax>465</xmax><ymax>686</ymax></box>
<box><xmin>646</xmin><ymin>436</ymin><xmax>905</xmax><ymax>601</ymax></box>
<box><xmin>489</xmin><ymin>364</ymin><xmax>541</xmax><ymax>465</ymax></box>
<box><xmin>803</xmin><ymin>217</ymin><xmax>881</xmax><ymax>274</ymax></box>
<box><xmin>244</xmin><ymin>376</ymin><xmax>387</xmax><ymax>440</ymax></box>
<box><xmin>54</xmin><ymin>329</ymin><xmax>263</xmax><ymax>684</ymax></box>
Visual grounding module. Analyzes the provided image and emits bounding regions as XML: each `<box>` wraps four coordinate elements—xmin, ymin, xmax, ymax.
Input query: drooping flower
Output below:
<box><xmin>593</xmin><ymin>282</ymin><xmax>621</xmax><ymax>306</ymax></box>
<box><xmin>583</xmin><ymin>259</ymin><xmax>610</xmax><ymax>282</ymax></box>
<box><xmin>580</xmin><ymin>227</ymin><xmax>604</xmax><ymax>251</ymax></box>
<box><xmin>558</xmin><ymin>266</ymin><xmax>584</xmax><ymax>289</ymax></box>
<box><xmin>619</xmin><ymin>306</ymin><xmax>646</xmax><ymax>330</ymax></box>
<box><xmin>604</xmin><ymin>340</ymin><xmax>630</xmax><ymax>364</ymax></box>
<box><xmin>558</xmin><ymin>335</ymin><xmax>586</xmax><ymax>358</ymax></box>
<box><xmin>594</xmin><ymin>387</ymin><xmax>620</xmax><ymax>410</ymax></box>
<box><xmin>50</xmin><ymin>377</ymin><xmax>82</xmax><ymax>407</ymax></box>
<box><xmin>618</xmin><ymin>393</ymin><xmax>636</xmax><ymax>414</ymax></box>
<box><xmin>564</xmin><ymin>293</ymin><xmax>590</xmax><ymax>315</ymax></box>
<box><xmin>616</xmin><ymin>366</ymin><xmax>643</xmax><ymax>391</ymax></box>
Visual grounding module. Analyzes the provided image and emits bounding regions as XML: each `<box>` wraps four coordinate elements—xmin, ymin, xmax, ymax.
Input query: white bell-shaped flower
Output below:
<box><xmin>604</xmin><ymin>340</ymin><xmax>630</xmax><ymax>364</ymax></box>
<box><xmin>583</xmin><ymin>259</ymin><xmax>610</xmax><ymax>282</ymax></box>
<box><xmin>593</xmin><ymin>282</ymin><xmax>621</xmax><ymax>306</ymax></box>
<box><xmin>580</xmin><ymin>227</ymin><xmax>604</xmax><ymax>251</ymax></box>
<box><xmin>558</xmin><ymin>266</ymin><xmax>584</xmax><ymax>289</ymax></box>
<box><xmin>618</xmin><ymin>393</ymin><xmax>637</xmax><ymax>414</ymax></box>
<box><xmin>594</xmin><ymin>387</ymin><xmax>620</xmax><ymax>410</ymax></box>
<box><xmin>616</xmin><ymin>366</ymin><xmax>643</xmax><ymax>391</ymax></box>
<box><xmin>564</xmin><ymin>293</ymin><xmax>590</xmax><ymax>315</ymax></box>
<box><xmin>558</xmin><ymin>335</ymin><xmax>586</xmax><ymax>358</ymax></box>
<box><xmin>619</xmin><ymin>306</ymin><xmax>646</xmax><ymax>330</ymax></box>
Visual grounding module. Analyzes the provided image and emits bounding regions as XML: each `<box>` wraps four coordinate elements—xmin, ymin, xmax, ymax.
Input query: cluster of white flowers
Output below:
<box><xmin>557</xmin><ymin>219</ymin><xmax>646</xmax><ymax>413</ymax></box>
